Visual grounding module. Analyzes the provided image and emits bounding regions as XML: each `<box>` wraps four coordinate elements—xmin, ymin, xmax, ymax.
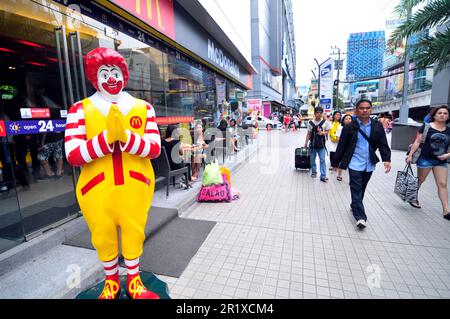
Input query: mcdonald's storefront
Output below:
<box><xmin>0</xmin><ymin>0</ymin><xmax>255</xmax><ymax>253</ymax></box>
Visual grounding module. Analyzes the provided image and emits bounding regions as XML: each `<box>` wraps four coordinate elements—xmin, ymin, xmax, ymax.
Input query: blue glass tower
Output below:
<box><xmin>346</xmin><ymin>31</ymin><xmax>386</xmax><ymax>81</ymax></box>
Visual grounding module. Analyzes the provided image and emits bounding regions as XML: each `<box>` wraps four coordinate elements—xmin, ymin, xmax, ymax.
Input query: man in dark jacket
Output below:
<box><xmin>334</xmin><ymin>98</ymin><xmax>391</xmax><ymax>229</ymax></box>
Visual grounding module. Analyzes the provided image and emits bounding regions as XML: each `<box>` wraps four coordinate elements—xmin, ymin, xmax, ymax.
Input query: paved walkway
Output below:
<box><xmin>158</xmin><ymin>129</ymin><xmax>450</xmax><ymax>299</ymax></box>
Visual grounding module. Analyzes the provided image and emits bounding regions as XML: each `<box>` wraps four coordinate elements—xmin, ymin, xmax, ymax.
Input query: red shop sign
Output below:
<box><xmin>20</xmin><ymin>108</ymin><xmax>51</xmax><ymax>119</ymax></box>
<box><xmin>31</xmin><ymin>108</ymin><xmax>51</xmax><ymax>118</ymax></box>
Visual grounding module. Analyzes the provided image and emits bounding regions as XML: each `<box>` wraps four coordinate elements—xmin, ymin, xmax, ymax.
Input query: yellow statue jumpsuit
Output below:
<box><xmin>74</xmin><ymin>98</ymin><xmax>155</xmax><ymax>262</ymax></box>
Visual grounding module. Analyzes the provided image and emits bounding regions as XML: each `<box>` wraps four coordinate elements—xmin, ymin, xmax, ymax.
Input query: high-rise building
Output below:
<box><xmin>346</xmin><ymin>31</ymin><xmax>385</xmax><ymax>81</ymax></box>
<box><xmin>247</xmin><ymin>0</ymin><xmax>297</xmax><ymax>117</ymax></box>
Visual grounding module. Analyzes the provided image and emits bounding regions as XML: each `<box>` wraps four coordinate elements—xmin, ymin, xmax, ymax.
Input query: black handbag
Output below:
<box><xmin>394</xmin><ymin>164</ymin><xmax>419</xmax><ymax>203</ymax></box>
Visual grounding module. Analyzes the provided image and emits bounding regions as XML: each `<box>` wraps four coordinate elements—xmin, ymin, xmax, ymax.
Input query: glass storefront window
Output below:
<box><xmin>0</xmin><ymin>0</ymin><xmax>247</xmax><ymax>250</ymax></box>
<box><xmin>166</xmin><ymin>55</ymin><xmax>215</xmax><ymax>125</ymax></box>
<box><xmin>0</xmin><ymin>139</ymin><xmax>25</xmax><ymax>253</ymax></box>
<box><xmin>0</xmin><ymin>0</ymin><xmax>87</xmax><ymax>240</ymax></box>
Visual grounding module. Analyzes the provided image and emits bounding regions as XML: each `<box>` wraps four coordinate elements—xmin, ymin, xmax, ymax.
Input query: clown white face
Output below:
<box><xmin>97</xmin><ymin>65</ymin><xmax>124</xmax><ymax>100</ymax></box>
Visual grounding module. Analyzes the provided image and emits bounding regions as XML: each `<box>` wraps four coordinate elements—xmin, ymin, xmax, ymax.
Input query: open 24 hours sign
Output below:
<box><xmin>5</xmin><ymin>120</ymin><xmax>66</xmax><ymax>136</ymax></box>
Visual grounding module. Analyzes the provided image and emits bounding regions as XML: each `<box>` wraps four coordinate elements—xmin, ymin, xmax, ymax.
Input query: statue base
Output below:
<box><xmin>76</xmin><ymin>271</ymin><xmax>171</xmax><ymax>299</ymax></box>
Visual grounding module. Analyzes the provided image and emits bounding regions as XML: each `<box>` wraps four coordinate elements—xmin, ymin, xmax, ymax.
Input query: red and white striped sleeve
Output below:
<box><xmin>64</xmin><ymin>102</ymin><xmax>114</xmax><ymax>167</ymax></box>
<box><xmin>120</xmin><ymin>102</ymin><xmax>161</xmax><ymax>159</ymax></box>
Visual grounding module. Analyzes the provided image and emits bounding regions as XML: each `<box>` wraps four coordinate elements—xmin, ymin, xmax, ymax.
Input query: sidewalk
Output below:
<box><xmin>1</xmin><ymin>129</ymin><xmax>450</xmax><ymax>299</ymax></box>
<box><xmin>158</xmin><ymin>129</ymin><xmax>450</xmax><ymax>299</ymax></box>
<box><xmin>0</xmin><ymin>136</ymin><xmax>259</xmax><ymax>298</ymax></box>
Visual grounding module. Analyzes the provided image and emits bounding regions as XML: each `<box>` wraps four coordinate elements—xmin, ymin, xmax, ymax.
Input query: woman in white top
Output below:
<box><xmin>328</xmin><ymin>111</ymin><xmax>342</xmax><ymax>173</ymax></box>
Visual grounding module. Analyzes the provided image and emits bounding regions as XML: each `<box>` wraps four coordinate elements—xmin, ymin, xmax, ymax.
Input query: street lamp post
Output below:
<box><xmin>311</xmin><ymin>70</ymin><xmax>317</xmax><ymax>79</ymax></box>
<box><xmin>314</xmin><ymin>58</ymin><xmax>320</xmax><ymax>102</ymax></box>
<box><xmin>331</xmin><ymin>46</ymin><xmax>345</xmax><ymax>110</ymax></box>
<box><xmin>399</xmin><ymin>7</ymin><xmax>412</xmax><ymax>124</ymax></box>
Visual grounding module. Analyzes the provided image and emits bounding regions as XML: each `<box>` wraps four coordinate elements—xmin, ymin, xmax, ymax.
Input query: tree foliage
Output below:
<box><xmin>388</xmin><ymin>0</ymin><xmax>450</xmax><ymax>72</ymax></box>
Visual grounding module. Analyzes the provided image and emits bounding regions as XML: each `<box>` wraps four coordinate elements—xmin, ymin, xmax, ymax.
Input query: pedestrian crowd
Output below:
<box><xmin>161</xmin><ymin>117</ymin><xmax>250</xmax><ymax>188</ymax></box>
<box><xmin>297</xmin><ymin>98</ymin><xmax>450</xmax><ymax>229</ymax></box>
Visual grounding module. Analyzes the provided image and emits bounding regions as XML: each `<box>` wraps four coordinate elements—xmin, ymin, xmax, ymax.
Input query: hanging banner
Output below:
<box><xmin>319</xmin><ymin>58</ymin><xmax>334</xmax><ymax>112</ymax></box>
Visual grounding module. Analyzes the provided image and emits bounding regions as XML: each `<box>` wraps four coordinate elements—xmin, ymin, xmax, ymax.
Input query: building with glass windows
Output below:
<box><xmin>0</xmin><ymin>0</ymin><xmax>256</xmax><ymax>254</ymax></box>
<box><xmin>247</xmin><ymin>0</ymin><xmax>297</xmax><ymax>119</ymax></box>
<box><xmin>373</xmin><ymin>29</ymin><xmax>435</xmax><ymax>119</ymax></box>
<box><xmin>346</xmin><ymin>31</ymin><xmax>385</xmax><ymax>81</ymax></box>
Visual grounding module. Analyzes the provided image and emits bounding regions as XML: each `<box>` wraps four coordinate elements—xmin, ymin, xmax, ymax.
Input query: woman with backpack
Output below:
<box><xmin>304</xmin><ymin>107</ymin><xmax>331</xmax><ymax>182</ymax></box>
<box><xmin>328</xmin><ymin>111</ymin><xmax>342</xmax><ymax>173</ymax></box>
<box><xmin>406</xmin><ymin>105</ymin><xmax>450</xmax><ymax>220</ymax></box>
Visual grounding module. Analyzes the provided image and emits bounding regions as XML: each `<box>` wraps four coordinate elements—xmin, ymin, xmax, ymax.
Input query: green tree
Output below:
<box><xmin>333</xmin><ymin>88</ymin><xmax>345</xmax><ymax>110</ymax></box>
<box><xmin>388</xmin><ymin>0</ymin><xmax>450</xmax><ymax>72</ymax></box>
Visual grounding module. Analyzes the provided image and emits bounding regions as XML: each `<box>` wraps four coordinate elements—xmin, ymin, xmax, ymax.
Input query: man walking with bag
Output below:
<box><xmin>334</xmin><ymin>99</ymin><xmax>391</xmax><ymax>229</ymax></box>
<box><xmin>304</xmin><ymin>106</ymin><xmax>331</xmax><ymax>182</ymax></box>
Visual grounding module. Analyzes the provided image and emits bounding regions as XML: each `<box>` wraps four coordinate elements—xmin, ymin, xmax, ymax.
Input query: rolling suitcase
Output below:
<box><xmin>295</xmin><ymin>147</ymin><xmax>310</xmax><ymax>169</ymax></box>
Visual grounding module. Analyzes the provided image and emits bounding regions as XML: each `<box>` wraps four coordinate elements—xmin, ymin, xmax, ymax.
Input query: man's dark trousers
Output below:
<box><xmin>349</xmin><ymin>168</ymin><xmax>373</xmax><ymax>221</ymax></box>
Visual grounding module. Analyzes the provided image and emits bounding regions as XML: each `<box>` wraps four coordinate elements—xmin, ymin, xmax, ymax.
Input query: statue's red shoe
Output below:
<box><xmin>126</xmin><ymin>273</ymin><xmax>160</xmax><ymax>299</ymax></box>
<box><xmin>99</xmin><ymin>273</ymin><xmax>121</xmax><ymax>299</ymax></box>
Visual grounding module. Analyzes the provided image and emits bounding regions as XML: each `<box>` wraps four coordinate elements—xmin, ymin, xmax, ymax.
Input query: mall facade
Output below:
<box><xmin>0</xmin><ymin>0</ymin><xmax>256</xmax><ymax>253</ymax></box>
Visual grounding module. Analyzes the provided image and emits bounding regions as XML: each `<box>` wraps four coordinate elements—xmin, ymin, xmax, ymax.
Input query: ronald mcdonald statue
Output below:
<box><xmin>65</xmin><ymin>48</ymin><xmax>161</xmax><ymax>299</ymax></box>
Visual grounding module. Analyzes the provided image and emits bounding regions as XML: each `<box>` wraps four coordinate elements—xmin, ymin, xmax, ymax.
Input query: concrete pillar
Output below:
<box><xmin>430</xmin><ymin>64</ymin><xmax>450</xmax><ymax>107</ymax></box>
<box><xmin>430</xmin><ymin>23</ymin><xmax>450</xmax><ymax>107</ymax></box>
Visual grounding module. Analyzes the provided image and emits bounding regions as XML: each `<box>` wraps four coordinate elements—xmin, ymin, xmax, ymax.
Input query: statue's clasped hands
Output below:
<box><xmin>106</xmin><ymin>105</ymin><xmax>128</xmax><ymax>144</ymax></box>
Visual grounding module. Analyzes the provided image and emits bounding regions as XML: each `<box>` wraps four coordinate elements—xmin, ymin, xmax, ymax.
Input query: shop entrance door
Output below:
<box><xmin>53</xmin><ymin>26</ymin><xmax>88</xmax><ymax>189</ymax></box>
<box><xmin>0</xmin><ymin>1</ymin><xmax>99</xmax><ymax>241</ymax></box>
<box><xmin>0</xmin><ymin>0</ymin><xmax>150</xmax><ymax>244</ymax></box>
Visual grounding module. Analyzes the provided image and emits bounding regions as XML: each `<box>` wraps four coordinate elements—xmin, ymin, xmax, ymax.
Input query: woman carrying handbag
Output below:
<box><xmin>406</xmin><ymin>105</ymin><xmax>450</xmax><ymax>220</ymax></box>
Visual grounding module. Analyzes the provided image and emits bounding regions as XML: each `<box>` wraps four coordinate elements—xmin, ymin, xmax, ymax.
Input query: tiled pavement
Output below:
<box><xmin>157</xmin><ymin>129</ymin><xmax>450</xmax><ymax>299</ymax></box>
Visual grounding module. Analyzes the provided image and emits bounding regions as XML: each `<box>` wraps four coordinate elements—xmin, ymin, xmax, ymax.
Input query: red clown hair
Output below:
<box><xmin>85</xmin><ymin>47</ymin><xmax>129</xmax><ymax>91</ymax></box>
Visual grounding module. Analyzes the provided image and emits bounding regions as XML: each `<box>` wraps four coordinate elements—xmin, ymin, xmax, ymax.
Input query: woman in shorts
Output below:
<box><xmin>406</xmin><ymin>105</ymin><xmax>450</xmax><ymax>220</ymax></box>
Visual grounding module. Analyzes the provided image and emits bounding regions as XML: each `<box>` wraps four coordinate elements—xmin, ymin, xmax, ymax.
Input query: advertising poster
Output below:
<box><xmin>247</xmin><ymin>99</ymin><xmax>262</xmax><ymax>112</ymax></box>
<box><xmin>215</xmin><ymin>79</ymin><xmax>226</xmax><ymax>125</ymax></box>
